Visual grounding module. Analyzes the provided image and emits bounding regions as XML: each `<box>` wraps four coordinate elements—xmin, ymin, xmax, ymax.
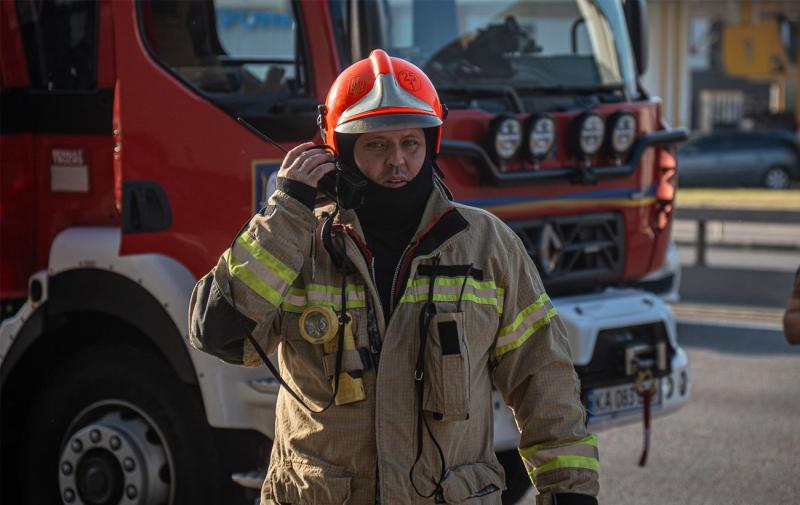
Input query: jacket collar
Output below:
<box><xmin>333</xmin><ymin>179</ymin><xmax>462</xmax><ymax>245</ymax></box>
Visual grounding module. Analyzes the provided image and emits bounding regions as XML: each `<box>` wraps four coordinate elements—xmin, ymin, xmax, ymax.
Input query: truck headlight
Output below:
<box><xmin>490</xmin><ymin>116</ymin><xmax>523</xmax><ymax>161</ymax></box>
<box><xmin>608</xmin><ymin>112</ymin><xmax>637</xmax><ymax>154</ymax></box>
<box><xmin>526</xmin><ymin>115</ymin><xmax>556</xmax><ymax>161</ymax></box>
<box><xmin>574</xmin><ymin>112</ymin><xmax>605</xmax><ymax>157</ymax></box>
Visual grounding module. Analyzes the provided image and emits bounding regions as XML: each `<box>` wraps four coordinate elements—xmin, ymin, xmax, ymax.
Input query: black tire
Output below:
<box><xmin>19</xmin><ymin>344</ymin><xmax>230</xmax><ymax>505</ymax></box>
<box><xmin>498</xmin><ymin>449</ymin><xmax>531</xmax><ymax>504</ymax></box>
<box><xmin>762</xmin><ymin>165</ymin><xmax>791</xmax><ymax>189</ymax></box>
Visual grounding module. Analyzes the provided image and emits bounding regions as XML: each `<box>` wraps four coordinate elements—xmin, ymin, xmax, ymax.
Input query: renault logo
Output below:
<box><xmin>539</xmin><ymin>223</ymin><xmax>563</xmax><ymax>274</ymax></box>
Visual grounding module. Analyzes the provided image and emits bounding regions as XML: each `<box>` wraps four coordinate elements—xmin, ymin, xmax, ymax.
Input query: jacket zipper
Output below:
<box><xmin>389</xmin><ymin>239</ymin><xmax>417</xmax><ymax>312</ymax></box>
<box><xmin>338</xmin><ymin>226</ymin><xmax>384</xmax><ymax>368</ymax></box>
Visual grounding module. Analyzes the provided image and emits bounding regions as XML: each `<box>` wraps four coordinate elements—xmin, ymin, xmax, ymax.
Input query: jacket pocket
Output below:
<box><xmin>423</xmin><ymin>311</ymin><xmax>470</xmax><ymax>421</ymax></box>
<box><xmin>439</xmin><ymin>462</ymin><xmax>506</xmax><ymax>504</ymax></box>
<box><xmin>264</xmin><ymin>460</ymin><xmax>352</xmax><ymax>505</ymax></box>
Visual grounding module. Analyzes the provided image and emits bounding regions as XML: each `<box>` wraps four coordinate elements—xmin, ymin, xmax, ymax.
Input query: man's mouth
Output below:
<box><xmin>384</xmin><ymin>177</ymin><xmax>408</xmax><ymax>187</ymax></box>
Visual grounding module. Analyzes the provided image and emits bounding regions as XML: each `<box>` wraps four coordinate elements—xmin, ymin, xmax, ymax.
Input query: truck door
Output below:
<box><xmin>112</xmin><ymin>0</ymin><xmax>339</xmax><ymax>277</ymax></box>
<box><xmin>1</xmin><ymin>0</ymin><xmax>117</xmax><ymax>300</ymax></box>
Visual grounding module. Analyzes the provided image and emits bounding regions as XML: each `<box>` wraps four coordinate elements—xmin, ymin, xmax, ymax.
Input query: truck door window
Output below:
<box><xmin>138</xmin><ymin>0</ymin><xmax>315</xmax><ymax>139</ymax></box>
<box><xmin>139</xmin><ymin>0</ymin><xmax>306</xmax><ymax>95</ymax></box>
<box><xmin>15</xmin><ymin>0</ymin><xmax>98</xmax><ymax>90</ymax></box>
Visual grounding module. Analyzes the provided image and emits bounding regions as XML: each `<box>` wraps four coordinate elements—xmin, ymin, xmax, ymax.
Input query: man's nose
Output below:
<box><xmin>385</xmin><ymin>142</ymin><xmax>405</xmax><ymax>169</ymax></box>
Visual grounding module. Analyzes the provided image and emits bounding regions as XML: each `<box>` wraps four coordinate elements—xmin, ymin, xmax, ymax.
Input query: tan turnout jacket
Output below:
<box><xmin>189</xmin><ymin>183</ymin><xmax>599</xmax><ymax>504</ymax></box>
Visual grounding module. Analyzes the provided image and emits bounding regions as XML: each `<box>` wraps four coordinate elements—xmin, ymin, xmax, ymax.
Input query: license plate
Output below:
<box><xmin>586</xmin><ymin>381</ymin><xmax>662</xmax><ymax>418</ymax></box>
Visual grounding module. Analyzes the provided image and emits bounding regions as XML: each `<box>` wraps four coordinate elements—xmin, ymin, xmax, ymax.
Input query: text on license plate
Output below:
<box><xmin>586</xmin><ymin>382</ymin><xmax>662</xmax><ymax>418</ymax></box>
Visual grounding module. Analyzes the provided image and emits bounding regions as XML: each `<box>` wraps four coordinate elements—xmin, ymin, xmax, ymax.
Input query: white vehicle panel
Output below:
<box><xmin>46</xmin><ymin>227</ymin><xmax>279</xmax><ymax>437</ymax></box>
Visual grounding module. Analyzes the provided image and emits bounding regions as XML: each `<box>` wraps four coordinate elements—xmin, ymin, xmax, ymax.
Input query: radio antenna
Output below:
<box><xmin>236</xmin><ymin>116</ymin><xmax>288</xmax><ymax>154</ymax></box>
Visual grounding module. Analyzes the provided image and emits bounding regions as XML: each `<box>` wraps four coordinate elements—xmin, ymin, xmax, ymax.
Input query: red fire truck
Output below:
<box><xmin>1</xmin><ymin>1</ymin><xmax>690</xmax><ymax>504</ymax></box>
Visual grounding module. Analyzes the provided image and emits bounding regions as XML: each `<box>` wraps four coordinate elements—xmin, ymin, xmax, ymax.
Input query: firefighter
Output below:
<box><xmin>188</xmin><ymin>49</ymin><xmax>599</xmax><ymax>505</ymax></box>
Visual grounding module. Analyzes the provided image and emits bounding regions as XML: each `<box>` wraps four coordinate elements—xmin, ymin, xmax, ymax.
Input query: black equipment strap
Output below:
<box><xmin>409</xmin><ymin>256</ymin><xmax>447</xmax><ymax>499</ymax></box>
<box><xmin>228</xmin><ymin>207</ymin><xmax>347</xmax><ymax>414</ymax></box>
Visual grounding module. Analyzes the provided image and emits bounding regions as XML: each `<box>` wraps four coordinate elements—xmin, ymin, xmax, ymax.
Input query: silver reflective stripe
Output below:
<box><xmin>495</xmin><ymin>303</ymin><xmax>551</xmax><ymax>349</ymax></box>
<box><xmin>339</xmin><ymin>73</ymin><xmax>434</xmax><ymax>121</ymax></box>
<box><xmin>403</xmin><ymin>283</ymin><xmax>498</xmax><ymax>299</ymax></box>
<box><xmin>283</xmin><ymin>291</ymin><xmax>307</xmax><ymax>307</ymax></box>
<box><xmin>307</xmin><ymin>288</ymin><xmax>366</xmax><ymax>306</ymax></box>
<box><xmin>230</xmin><ymin>242</ymin><xmax>289</xmax><ymax>294</ymax></box>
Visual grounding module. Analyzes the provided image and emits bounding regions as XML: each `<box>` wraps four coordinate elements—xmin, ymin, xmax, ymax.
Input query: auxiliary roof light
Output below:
<box><xmin>526</xmin><ymin>115</ymin><xmax>556</xmax><ymax>161</ymax></box>
<box><xmin>574</xmin><ymin>112</ymin><xmax>605</xmax><ymax>157</ymax></box>
<box><xmin>490</xmin><ymin>115</ymin><xmax>523</xmax><ymax>162</ymax></box>
<box><xmin>608</xmin><ymin>112</ymin><xmax>637</xmax><ymax>155</ymax></box>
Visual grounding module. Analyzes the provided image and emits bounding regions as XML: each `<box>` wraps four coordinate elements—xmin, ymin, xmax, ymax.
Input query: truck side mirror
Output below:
<box><xmin>624</xmin><ymin>0</ymin><xmax>648</xmax><ymax>77</ymax></box>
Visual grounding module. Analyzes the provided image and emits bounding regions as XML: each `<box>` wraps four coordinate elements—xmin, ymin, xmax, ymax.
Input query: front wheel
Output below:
<box><xmin>20</xmin><ymin>344</ymin><xmax>228</xmax><ymax>505</ymax></box>
<box><xmin>762</xmin><ymin>165</ymin><xmax>791</xmax><ymax>189</ymax></box>
<box><xmin>498</xmin><ymin>449</ymin><xmax>531</xmax><ymax>504</ymax></box>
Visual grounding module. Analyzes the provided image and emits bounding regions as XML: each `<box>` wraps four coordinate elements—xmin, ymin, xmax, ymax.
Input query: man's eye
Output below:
<box><xmin>367</xmin><ymin>142</ymin><xmax>385</xmax><ymax>149</ymax></box>
<box><xmin>404</xmin><ymin>140</ymin><xmax>420</xmax><ymax>147</ymax></box>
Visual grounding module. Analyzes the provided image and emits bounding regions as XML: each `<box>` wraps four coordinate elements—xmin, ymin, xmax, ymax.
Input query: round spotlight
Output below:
<box><xmin>526</xmin><ymin>115</ymin><xmax>556</xmax><ymax>161</ymax></box>
<box><xmin>608</xmin><ymin>112</ymin><xmax>637</xmax><ymax>154</ymax></box>
<box><xmin>490</xmin><ymin>116</ymin><xmax>523</xmax><ymax>161</ymax></box>
<box><xmin>573</xmin><ymin>112</ymin><xmax>605</xmax><ymax>157</ymax></box>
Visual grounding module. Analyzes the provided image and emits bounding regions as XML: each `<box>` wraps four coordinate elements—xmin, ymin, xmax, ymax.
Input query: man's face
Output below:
<box><xmin>353</xmin><ymin>128</ymin><xmax>426</xmax><ymax>188</ymax></box>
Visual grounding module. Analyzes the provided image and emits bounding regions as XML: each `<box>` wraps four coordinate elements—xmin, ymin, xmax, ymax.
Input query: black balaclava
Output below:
<box><xmin>337</xmin><ymin>128</ymin><xmax>437</xmax><ymax>319</ymax></box>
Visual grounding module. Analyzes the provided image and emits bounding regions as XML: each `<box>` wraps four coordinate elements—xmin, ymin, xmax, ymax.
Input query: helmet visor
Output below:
<box><xmin>335</xmin><ymin>113</ymin><xmax>442</xmax><ymax>135</ymax></box>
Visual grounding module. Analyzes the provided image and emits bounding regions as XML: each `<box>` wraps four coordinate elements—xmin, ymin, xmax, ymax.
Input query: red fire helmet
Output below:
<box><xmin>319</xmin><ymin>49</ymin><xmax>446</xmax><ymax>154</ymax></box>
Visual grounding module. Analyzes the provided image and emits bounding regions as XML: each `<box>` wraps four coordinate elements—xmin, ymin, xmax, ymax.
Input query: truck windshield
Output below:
<box><xmin>382</xmin><ymin>0</ymin><xmax>638</xmax><ymax>100</ymax></box>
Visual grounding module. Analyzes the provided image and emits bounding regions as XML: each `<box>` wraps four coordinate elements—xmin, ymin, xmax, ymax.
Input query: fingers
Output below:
<box><xmin>282</xmin><ymin>142</ymin><xmax>315</xmax><ymax>168</ymax></box>
<box><xmin>306</xmin><ymin>162</ymin><xmax>337</xmax><ymax>186</ymax></box>
<box><xmin>279</xmin><ymin>144</ymin><xmax>336</xmax><ymax>187</ymax></box>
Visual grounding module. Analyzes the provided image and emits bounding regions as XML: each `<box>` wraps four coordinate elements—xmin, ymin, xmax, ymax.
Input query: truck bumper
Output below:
<box><xmin>492</xmin><ymin>288</ymin><xmax>691</xmax><ymax>451</ymax></box>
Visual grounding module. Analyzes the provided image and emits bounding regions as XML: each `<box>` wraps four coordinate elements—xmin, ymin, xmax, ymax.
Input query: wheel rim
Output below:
<box><xmin>59</xmin><ymin>401</ymin><xmax>174</xmax><ymax>505</ymax></box>
<box><xmin>765</xmin><ymin>168</ymin><xmax>789</xmax><ymax>189</ymax></box>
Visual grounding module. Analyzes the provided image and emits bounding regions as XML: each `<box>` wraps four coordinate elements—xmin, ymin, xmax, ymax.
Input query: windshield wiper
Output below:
<box><xmin>436</xmin><ymin>84</ymin><xmax>525</xmax><ymax>113</ymax></box>
<box><xmin>515</xmin><ymin>83</ymin><xmax>625</xmax><ymax>96</ymax></box>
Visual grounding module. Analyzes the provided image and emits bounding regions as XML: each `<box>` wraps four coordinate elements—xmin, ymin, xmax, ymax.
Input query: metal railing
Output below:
<box><xmin>674</xmin><ymin>207</ymin><xmax>800</xmax><ymax>266</ymax></box>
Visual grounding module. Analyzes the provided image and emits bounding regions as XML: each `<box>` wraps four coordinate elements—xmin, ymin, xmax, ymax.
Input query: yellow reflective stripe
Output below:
<box><xmin>306</xmin><ymin>283</ymin><xmax>364</xmax><ymax>295</ymax></box>
<box><xmin>494</xmin><ymin>307</ymin><xmax>557</xmax><ymax>358</ymax></box>
<box><xmin>528</xmin><ymin>455</ymin><xmax>600</xmax><ymax>480</ymax></box>
<box><xmin>499</xmin><ymin>293</ymin><xmax>550</xmax><ymax>337</ymax></box>
<box><xmin>235</xmin><ymin>233</ymin><xmax>296</xmax><ymax>285</ymax></box>
<box><xmin>399</xmin><ymin>277</ymin><xmax>504</xmax><ymax>312</ymax></box>
<box><xmin>519</xmin><ymin>434</ymin><xmax>598</xmax><ymax>459</ymax></box>
<box><xmin>406</xmin><ymin>276</ymin><xmax>498</xmax><ymax>291</ymax></box>
<box><xmin>228</xmin><ymin>252</ymin><xmax>283</xmax><ymax>307</ymax></box>
<box><xmin>399</xmin><ymin>292</ymin><xmax>501</xmax><ymax>307</ymax></box>
<box><xmin>280</xmin><ymin>285</ymin><xmax>366</xmax><ymax>313</ymax></box>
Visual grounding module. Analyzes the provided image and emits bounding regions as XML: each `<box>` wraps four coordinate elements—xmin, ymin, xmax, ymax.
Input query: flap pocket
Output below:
<box><xmin>267</xmin><ymin>461</ymin><xmax>352</xmax><ymax>505</ymax></box>
<box><xmin>440</xmin><ymin>462</ymin><xmax>506</xmax><ymax>504</ymax></box>
<box><xmin>423</xmin><ymin>311</ymin><xmax>470</xmax><ymax>421</ymax></box>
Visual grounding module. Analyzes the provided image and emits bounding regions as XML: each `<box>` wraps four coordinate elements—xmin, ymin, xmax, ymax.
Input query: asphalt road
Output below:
<box><xmin>521</xmin><ymin>322</ymin><xmax>800</xmax><ymax>505</ymax></box>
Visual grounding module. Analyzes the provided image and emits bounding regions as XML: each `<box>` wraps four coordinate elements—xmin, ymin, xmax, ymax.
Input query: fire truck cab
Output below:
<box><xmin>1</xmin><ymin>1</ymin><xmax>690</xmax><ymax>504</ymax></box>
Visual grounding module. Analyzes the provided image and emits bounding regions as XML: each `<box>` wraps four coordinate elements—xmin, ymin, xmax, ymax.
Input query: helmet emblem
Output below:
<box><xmin>397</xmin><ymin>70</ymin><xmax>421</xmax><ymax>92</ymax></box>
<box><xmin>348</xmin><ymin>77</ymin><xmax>367</xmax><ymax>97</ymax></box>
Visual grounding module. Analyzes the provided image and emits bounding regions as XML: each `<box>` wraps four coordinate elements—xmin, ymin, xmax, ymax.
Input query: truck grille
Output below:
<box><xmin>510</xmin><ymin>212</ymin><xmax>624</xmax><ymax>295</ymax></box>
